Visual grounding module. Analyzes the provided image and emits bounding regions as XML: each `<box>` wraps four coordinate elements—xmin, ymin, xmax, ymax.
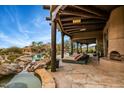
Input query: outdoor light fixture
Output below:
<box><xmin>73</xmin><ymin>19</ymin><xmax>81</xmax><ymax>24</ymax></box>
<box><xmin>80</xmin><ymin>28</ymin><xmax>86</xmax><ymax>31</ymax></box>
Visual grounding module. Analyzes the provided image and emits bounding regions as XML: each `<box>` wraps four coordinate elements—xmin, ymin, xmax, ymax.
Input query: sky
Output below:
<box><xmin>0</xmin><ymin>5</ymin><xmax>69</xmax><ymax>48</ymax></box>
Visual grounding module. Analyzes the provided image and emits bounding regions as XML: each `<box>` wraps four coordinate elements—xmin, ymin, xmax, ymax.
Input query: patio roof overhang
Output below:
<box><xmin>43</xmin><ymin>5</ymin><xmax>120</xmax><ymax>44</ymax></box>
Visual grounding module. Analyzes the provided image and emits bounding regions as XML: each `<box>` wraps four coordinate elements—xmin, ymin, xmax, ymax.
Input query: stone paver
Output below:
<box><xmin>52</xmin><ymin>60</ymin><xmax>124</xmax><ymax>88</ymax></box>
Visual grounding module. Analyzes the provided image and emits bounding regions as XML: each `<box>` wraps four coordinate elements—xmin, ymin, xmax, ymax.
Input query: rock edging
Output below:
<box><xmin>35</xmin><ymin>68</ymin><xmax>56</xmax><ymax>88</ymax></box>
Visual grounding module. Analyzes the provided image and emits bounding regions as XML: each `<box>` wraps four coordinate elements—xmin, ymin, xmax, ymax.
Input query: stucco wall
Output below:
<box><xmin>108</xmin><ymin>6</ymin><xmax>124</xmax><ymax>55</ymax></box>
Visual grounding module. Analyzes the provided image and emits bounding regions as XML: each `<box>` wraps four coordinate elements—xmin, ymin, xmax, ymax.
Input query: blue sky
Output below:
<box><xmin>0</xmin><ymin>5</ymin><xmax>69</xmax><ymax>48</ymax></box>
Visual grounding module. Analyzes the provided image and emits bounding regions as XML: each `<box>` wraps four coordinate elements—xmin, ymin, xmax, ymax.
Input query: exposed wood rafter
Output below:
<box><xmin>64</xmin><ymin>25</ymin><xmax>104</xmax><ymax>32</ymax></box>
<box><xmin>52</xmin><ymin>5</ymin><xmax>67</xmax><ymax>21</ymax></box>
<box><xmin>64</xmin><ymin>24</ymin><xmax>104</xmax><ymax>30</ymax></box>
<box><xmin>57</xmin><ymin>17</ymin><xmax>70</xmax><ymax>36</ymax></box>
<box><xmin>60</xmin><ymin>10</ymin><xmax>106</xmax><ymax>20</ymax></box>
<box><xmin>46</xmin><ymin>17</ymin><xmax>51</xmax><ymax>21</ymax></box>
<box><xmin>43</xmin><ymin>5</ymin><xmax>50</xmax><ymax>10</ymax></box>
<box><xmin>63</xmin><ymin>21</ymin><xmax>105</xmax><ymax>27</ymax></box>
<box><xmin>68</xmin><ymin>28</ymin><xmax>103</xmax><ymax>34</ymax></box>
<box><xmin>72</xmin><ymin>5</ymin><xmax>107</xmax><ymax>17</ymax></box>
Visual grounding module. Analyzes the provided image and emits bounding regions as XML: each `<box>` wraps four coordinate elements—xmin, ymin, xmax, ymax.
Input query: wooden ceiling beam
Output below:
<box><xmin>63</xmin><ymin>21</ymin><xmax>105</xmax><ymax>26</ymax></box>
<box><xmin>73</xmin><ymin>38</ymin><xmax>96</xmax><ymax>44</ymax></box>
<box><xmin>68</xmin><ymin>28</ymin><xmax>103</xmax><ymax>34</ymax></box>
<box><xmin>46</xmin><ymin>17</ymin><xmax>51</xmax><ymax>21</ymax></box>
<box><xmin>52</xmin><ymin>5</ymin><xmax>67</xmax><ymax>21</ymax></box>
<box><xmin>72</xmin><ymin>5</ymin><xmax>107</xmax><ymax>17</ymax></box>
<box><xmin>64</xmin><ymin>25</ymin><xmax>104</xmax><ymax>32</ymax></box>
<box><xmin>61</xmin><ymin>17</ymin><xmax>105</xmax><ymax>22</ymax></box>
<box><xmin>74</xmin><ymin>38</ymin><xmax>96</xmax><ymax>42</ymax></box>
<box><xmin>43</xmin><ymin>5</ymin><xmax>50</xmax><ymax>10</ymax></box>
<box><xmin>74</xmin><ymin>41</ymin><xmax>96</xmax><ymax>44</ymax></box>
<box><xmin>61</xmin><ymin>17</ymin><xmax>82</xmax><ymax>21</ymax></box>
<box><xmin>64</xmin><ymin>24</ymin><xmax>104</xmax><ymax>30</ymax></box>
<box><xmin>57</xmin><ymin>17</ymin><xmax>70</xmax><ymax>36</ymax></box>
<box><xmin>60</xmin><ymin>10</ymin><xmax>106</xmax><ymax>20</ymax></box>
<box><xmin>71</xmin><ymin>30</ymin><xmax>103</xmax><ymax>41</ymax></box>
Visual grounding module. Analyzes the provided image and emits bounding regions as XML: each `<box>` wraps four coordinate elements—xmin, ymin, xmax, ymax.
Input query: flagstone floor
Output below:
<box><xmin>51</xmin><ymin>60</ymin><xmax>124</xmax><ymax>88</ymax></box>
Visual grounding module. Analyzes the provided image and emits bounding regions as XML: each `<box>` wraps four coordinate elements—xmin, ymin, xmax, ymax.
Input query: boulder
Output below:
<box><xmin>0</xmin><ymin>63</ymin><xmax>18</xmax><ymax>78</ymax></box>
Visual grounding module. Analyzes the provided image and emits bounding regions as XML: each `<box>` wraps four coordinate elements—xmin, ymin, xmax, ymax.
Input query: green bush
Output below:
<box><xmin>88</xmin><ymin>48</ymin><xmax>94</xmax><ymax>53</ymax></box>
<box><xmin>6</xmin><ymin>47</ymin><xmax>22</xmax><ymax>54</ymax></box>
<box><xmin>8</xmin><ymin>54</ymin><xmax>20</xmax><ymax>62</ymax></box>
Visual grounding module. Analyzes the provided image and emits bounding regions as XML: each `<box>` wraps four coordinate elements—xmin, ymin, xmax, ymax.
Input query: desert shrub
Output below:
<box><xmin>8</xmin><ymin>54</ymin><xmax>19</xmax><ymax>62</ymax></box>
<box><xmin>4</xmin><ymin>60</ymin><xmax>11</xmax><ymax>64</ymax></box>
<box><xmin>6</xmin><ymin>47</ymin><xmax>22</xmax><ymax>54</ymax></box>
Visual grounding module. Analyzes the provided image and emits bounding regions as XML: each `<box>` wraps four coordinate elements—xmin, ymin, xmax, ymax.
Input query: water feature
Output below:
<box><xmin>0</xmin><ymin>54</ymin><xmax>43</xmax><ymax>88</ymax></box>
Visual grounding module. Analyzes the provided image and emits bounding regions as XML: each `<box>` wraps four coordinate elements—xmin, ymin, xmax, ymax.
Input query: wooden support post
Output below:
<box><xmin>73</xmin><ymin>42</ymin><xmax>76</xmax><ymax>53</ymax></box>
<box><xmin>80</xmin><ymin>43</ymin><xmax>82</xmax><ymax>53</ymax></box>
<box><xmin>51</xmin><ymin>20</ymin><xmax>57</xmax><ymax>72</ymax></box>
<box><xmin>70</xmin><ymin>39</ymin><xmax>73</xmax><ymax>55</ymax></box>
<box><xmin>77</xmin><ymin>42</ymin><xmax>79</xmax><ymax>53</ymax></box>
<box><xmin>96</xmin><ymin>37</ymin><xmax>103</xmax><ymax>57</ymax></box>
<box><xmin>61</xmin><ymin>32</ymin><xmax>64</xmax><ymax>58</ymax></box>
<box><xmin>86</xmin><ymin>43</ymin><xmax>88</xmax><ymax>53</ymax></box>
<box><xmin>103</xmin><ymin>32</ymin><xmax>108</xmax><ymax>57</ymax></box>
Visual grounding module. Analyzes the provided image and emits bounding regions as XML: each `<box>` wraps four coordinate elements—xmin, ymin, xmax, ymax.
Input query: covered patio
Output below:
<box><xmin>42</xmin><ymin>5</ymin><xmax>124</xmax><ymax>87</ymax></box>
<box><xmin>44</xmin><ymin>5</ymin><xmax>124</xmax><ymax>72</ymax></box>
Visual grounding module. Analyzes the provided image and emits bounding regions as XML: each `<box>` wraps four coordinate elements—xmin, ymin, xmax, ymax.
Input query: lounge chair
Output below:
<box><xmin>62</xmin><ymin>54</ymin><xmax>89</xmax><ymax>64</ymax></box>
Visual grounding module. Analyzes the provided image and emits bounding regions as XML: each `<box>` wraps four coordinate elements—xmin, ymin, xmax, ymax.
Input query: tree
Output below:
<box><xmin>64</xmin><ymin>40</ymin><xmax>70</xmax><ymax>53</ymax></box>
<box><xmin>38</xmin><ymin>41</ymin><xmax>43</xmax><ymax>46</ymax></box>
<box><xmin>56</xmin><ymin>43</ymin><xmax>61</xmax><ymax>55</ymax></box>
<box><xmin>32</xmin><ymin>41</ymin><xmax>37</xmax><ymax>46</ymax></box>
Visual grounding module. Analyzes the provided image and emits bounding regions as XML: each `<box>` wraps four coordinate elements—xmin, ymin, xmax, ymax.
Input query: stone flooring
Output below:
<box><xmin>51</xmin><ymin>60</ymin><xmax>124</xmax><ymax>88</ymax></box>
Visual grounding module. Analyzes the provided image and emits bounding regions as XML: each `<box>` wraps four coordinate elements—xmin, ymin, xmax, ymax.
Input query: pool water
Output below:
<box><xmin>0</xmin><ymin>74</ymin><xmax>15</xmax><ymax>88</ymax></box>
<box><xmin>6</xmin><ymin>71</ymin><xmax>42</xmax><ymax>88</ymax></box>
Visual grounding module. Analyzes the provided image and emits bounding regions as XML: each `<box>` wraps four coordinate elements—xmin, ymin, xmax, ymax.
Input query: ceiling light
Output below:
<box><xmin>73</xmin><ymin>19</ymin><xmax>81</xmax><ymax>24</ymax></box>
<box><xmin>80</xmin><ymin>28</ymin><xmax>86</xmax><ymax>31</ymax></box>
